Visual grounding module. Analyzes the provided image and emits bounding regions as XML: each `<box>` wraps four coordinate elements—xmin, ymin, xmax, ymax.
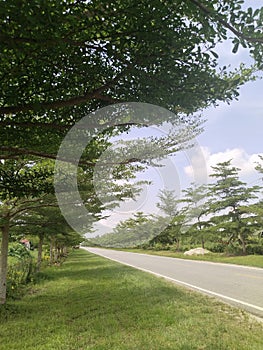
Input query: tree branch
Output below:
<box><xmin>0</xmin><ymin>77</ymin><xmax>123</xmax><ymax>115</ymax></box>
<box><xmin>0</xmin><ymin>121</ymin><xmax>70</xmax><ymax>131</ymax></box>
<box><xmin>0</xmin><ymin>120</ymin><xmax>143</xmax><ymax>131</ymax></box>
<box><xmin>189</xmin><ymin>0</ymin><xmax>263</xmax><ymax>43</ymax></box>
<box><xmin>0</xmin><ymin>146</ymin><xmax>95</xmax><ymax>165</ymax></box>
<box><xmin>0</xmin><ymin>146</ymin><xmax>149</xmax><ymax>167</ymax></box>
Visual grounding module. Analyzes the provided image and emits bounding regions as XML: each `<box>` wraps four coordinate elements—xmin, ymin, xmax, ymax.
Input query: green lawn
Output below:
<box><xmin>0</xmin><ymin>249</ymin><xmax>262</xmax><ymax>350</ymax></box>
<box><xmin>115</xmin><ymin>248</ymin><xmax>263</xmax><ymax>268</ymax></box>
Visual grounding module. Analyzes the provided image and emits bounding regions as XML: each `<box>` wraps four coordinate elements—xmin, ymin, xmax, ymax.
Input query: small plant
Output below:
<box><xmin>8</xmin><ymin>242</ymin><xmax>31</xmax><ymax>259</ymax></box>
<box><xmin>7</xmin><ymin>243</ymin><xmax>35</xmax><ymax>299</ymax></box>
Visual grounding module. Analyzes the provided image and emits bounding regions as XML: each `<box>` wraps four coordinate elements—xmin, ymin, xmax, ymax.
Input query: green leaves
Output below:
<box><xmin>0</xmin><ymin>160</ymin><xmax>54</xmax><ymax>199</ymax></box>
<box><xmin>232</xmin><ymin>42</ymin><xmax>239</xmax><ymax>54</ymax></box>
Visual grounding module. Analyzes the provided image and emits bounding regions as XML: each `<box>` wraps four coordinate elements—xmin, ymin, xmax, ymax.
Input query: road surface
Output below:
<box><xmin>82</xmin><ymin>247</ymin><xmax>263</xmax><ymax>318</ymax></box>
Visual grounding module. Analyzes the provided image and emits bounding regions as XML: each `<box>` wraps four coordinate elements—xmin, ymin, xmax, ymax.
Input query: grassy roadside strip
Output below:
<box><xmin>110</xmin><ymin>248</ymin><xmax>263</xmax><ymax>268</ymax></box>
<box><xmin>0</xmin><ymin>249</ymin><xmax>262</xmax><ymax>350</ymax></box>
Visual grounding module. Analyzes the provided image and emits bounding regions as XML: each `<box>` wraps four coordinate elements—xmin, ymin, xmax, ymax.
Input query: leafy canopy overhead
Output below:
<box><xmin>1</xmin><ymin>0</ymin><xmax>263</xmax><ymax>161</ymax></box>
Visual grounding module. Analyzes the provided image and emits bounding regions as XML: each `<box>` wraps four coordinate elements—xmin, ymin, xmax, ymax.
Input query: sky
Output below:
<box><xmin>89</xmin><ymin>2</ymin><xmax>263</xmax><ymax>238</ymax></box>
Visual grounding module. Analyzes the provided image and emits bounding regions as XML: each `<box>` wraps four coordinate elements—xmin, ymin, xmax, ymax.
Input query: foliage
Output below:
<box><xmin>1</xmin><ymin>1</ymin><xmax>263</xmax><ymax>304</ymax></box>
<box><xmin>95</xmin><ymin>159</ymin><xmax>263</xmax><ymax>255</ymax></box>
<box><xmin>91</xmin><ymin>212</ymin><xmax>158</xmax><ymax>247</ymax></box>
<box><xmin>207</xmin><ymin>160</ymin><xmax>261</xmax><ymax>253</ymax></box>
<box><xmin>6</xmin><ymin>244</ymin><xmax>35</xmax><ymax>299</ymax></box>
<box><xmin>0</xmin><ymin>159</ymin><xmax>54</xmax><ymax>200</ymax></box>
<box><xmin>8</xmin><ymin>242</ymin><xmax>31</xmax><ymax>260</ymax></box>
<box><xmin>1</xmin><ymin>0</ymin><xmax>262</xmax><ymax>163</ymax></box>
<box><xmin>156</xmin><ymin>189</ymin><xmax>179</xmax><ymax>217</ymax></box>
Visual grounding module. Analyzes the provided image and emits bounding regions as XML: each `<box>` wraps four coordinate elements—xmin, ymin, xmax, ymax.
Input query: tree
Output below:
<box><xmin>208</xmin><ymin>160</ymin><xmax>261</xmax><ymax>253</ymax></box>
<box><xmin>255</xmin><ymin>155</ymin><xmax>263</xmax><ymax>181</ymax></box>
<box><xmin>1</xmin><ymin>0</ymin><xmax>263</xmax><ymax>300</ymax></box>
<box><xmin>181</xmin><ymin>184</ymin><xmax>212</xmax><ymax>249</ymax></box>
<box><xmin>157</xmin><ymin>189</ymin><xmax>179</xmax><ymax>217</ymax></box>
<box><xmin>150</xmin><ymin>189</ymin><xmax>185</xmax><ymax>250</ymax></box>
<box><xmin>0</xmin><ymin>195</ymin><xmax>56</xmax><ymax>304</ymax></box>
<box><xmin>1</xmin><ymin>0</ymin><xmax>262</xmax><ymax>162</ymax></box>
<box><xmin>0</xmin><ymin>158</ymin><xmax>58</xmax><ymax>304</ymax></box>
<box><xmin>11</xmin><ymin>204</ymin><xmax>78</xmax><ymax>271</ymax></box>
<box><xmin>91</xmin><ymin>212</ymin><xmax>156</xmax><ymax>247</ymax></box>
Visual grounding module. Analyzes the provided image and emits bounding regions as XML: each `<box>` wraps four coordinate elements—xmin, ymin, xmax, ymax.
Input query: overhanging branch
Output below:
<box><xmin>189</xmin><ymin>0</ymin><xmax>263</xmax><ymax>44</ymax></box>
<box><xmin>0</xmin><ymin>146</ymin><xmax>149</xmax><ymax>167</ymax></box>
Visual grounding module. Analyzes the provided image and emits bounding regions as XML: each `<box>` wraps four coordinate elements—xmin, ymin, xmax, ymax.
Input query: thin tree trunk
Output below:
<box><xmin>49</xmin><ymin>237</ymin><xmax>54</xmax><ymax>264</ymax></box>
<box><xmin>176</xmin><ymin>239</ymin><xmax>180</xmax><ymax>251</ymax></box>
<box><xmin>54</xmin><ymin>244</ymin><xmax>58</xmax><ymax>262</ymax></box>
<box><xmin>239</xmin><ymin>234</ymin><xmax>247</xmax><ymax>255</ymax></box>
<box><xmin>0</xmin><ymin>221</ymin><xmax>10</xmax><ymax>304</ymax></box>
<box><xmin>37</xmin><ymin>233</ymin><xmax>44</xmax><ymax>272</ymax></box>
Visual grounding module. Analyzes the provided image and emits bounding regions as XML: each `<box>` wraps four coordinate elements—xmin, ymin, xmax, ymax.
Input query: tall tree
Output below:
<box><xmin>181</xmin><ymin>184</ymin><xmax>211</xmax><ymax>249</ymax></box>
<box><xmin>157</xmin><ymin>189</ymin><xmax>179</xmax><ymax>217</ymax></box>
<box><xmin>151</xmin><ymin>189</ymin><xmax>185</xmax><ymax>249</ymax></box>
<box><xmin>208</xmin><ymin>160</ymin><xmax>261</xmax><ymax>253</ymax></box>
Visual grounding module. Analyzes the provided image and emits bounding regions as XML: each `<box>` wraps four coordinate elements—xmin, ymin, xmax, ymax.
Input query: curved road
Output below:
<box><xmin>82</xmin><ymin>247</ymin><xmax>263</xmax><ymax>318</ymax></box>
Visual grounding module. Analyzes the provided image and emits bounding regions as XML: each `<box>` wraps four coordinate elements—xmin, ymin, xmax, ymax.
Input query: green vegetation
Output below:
<box><xmin>6</xmin><ymin>241</ymin><xmax>70</xmax><ymax>300</ymax></box>
<box><xmin>91</xmin><ymin>160</ymin><xmax>263</xmax><ymax>256</ymax></box>
<box><xmin>0</xmin><ymin>249</ymin><xmax>262</xmax><ymax>350</ymax></box>
<box><xmin>1</xmin><ymin>1</ymin><xmax>263</xmax><ymax>305</ymax></box>
<box><xmin>7</xmin><ymin>243</ymin><xmax>35</xmax><ymax>298</ymax></box>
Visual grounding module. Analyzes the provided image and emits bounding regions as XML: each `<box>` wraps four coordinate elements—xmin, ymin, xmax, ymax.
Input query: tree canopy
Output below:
<box><xmin>1</xmin><ymin>0</ymin><xmax>263</xmax><ymax>162</ymax></box>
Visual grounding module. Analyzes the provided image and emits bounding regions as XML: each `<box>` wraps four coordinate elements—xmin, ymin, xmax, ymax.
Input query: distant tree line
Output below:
<box><xmin>91</xmin><ymin>158</ymin><xmax>263</xmax><ymax>255</ymax></box>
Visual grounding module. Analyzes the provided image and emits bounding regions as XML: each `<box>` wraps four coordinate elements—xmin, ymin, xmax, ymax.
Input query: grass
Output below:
<box><xmin>0</xmin><ymin>249</ymin><xmax>262</xmax><ymax>350</ymax></box>
<box><xmin>113</xmin><ymin>248</ymin><xmax>263</xmax><ymax>268</ymax></box>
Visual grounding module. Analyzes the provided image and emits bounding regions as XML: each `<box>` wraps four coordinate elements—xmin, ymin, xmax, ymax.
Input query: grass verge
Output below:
<box><xmin>0</xmin><ymin>249</ymin><xmax>262</xmax><ymax>350</ymax></box>
<box><xmin>114</xmin><ymin>248</ymin><xmax>263</xmax><ymax>268</ymax></box>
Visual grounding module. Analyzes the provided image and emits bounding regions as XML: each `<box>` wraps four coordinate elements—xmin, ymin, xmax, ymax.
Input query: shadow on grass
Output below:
<box><xmin>1</xmin><ymin>249</ymin><xmax>262</xmax><ymax>350</ymax></box>
<box><xmin>45</xmin><ymin>251</ymin><xmax>125</xmax><ymax>282</ymax></box>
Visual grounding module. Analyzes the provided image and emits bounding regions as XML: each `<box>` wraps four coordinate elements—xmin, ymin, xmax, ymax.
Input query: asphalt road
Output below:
<box><xmin>82</xmin><ymin>247</ymin><xmax>263</xmax><ymax>318</ymax></box>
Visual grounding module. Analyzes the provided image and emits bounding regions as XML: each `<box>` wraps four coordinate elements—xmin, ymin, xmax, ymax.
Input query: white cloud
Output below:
<box><xmin>184</xmin><ymin>147</ymin><xmax>263</xmax><ymax>184</ymax></box>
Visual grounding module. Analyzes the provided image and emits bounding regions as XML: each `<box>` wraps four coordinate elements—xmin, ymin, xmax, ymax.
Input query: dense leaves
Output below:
<box><xmin>1</xmin><ymin>0</ymin><xmax>262</xmax><ymax>161</ymax></box>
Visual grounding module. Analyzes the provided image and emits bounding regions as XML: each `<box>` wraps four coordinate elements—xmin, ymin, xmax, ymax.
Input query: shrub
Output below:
<box><xmin>206</xmin><ymin>243</ymin><xmax>226</xmax><ymax>253</ymax></box>
<box><xmin>246</xmin><ymin>244</ymin><xmax>263</xmax><ymax>255</ymax></box>
<box><xmin>8</xmin><ymin>242</ymin><xmax>31</xmax><ymax>259</ymax></box>
<box><xmin>7</xmin><ymin>243</ymin><xmax>35</xmax><ymax>298</ymax></box>
<box><xmin>224</xmin><ymin>243</ymin><xmax>243</xmax><ymax>256</ymax></box>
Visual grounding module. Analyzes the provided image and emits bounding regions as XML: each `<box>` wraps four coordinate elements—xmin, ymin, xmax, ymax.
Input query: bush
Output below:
<box><xmin>8</xmin><ymin>242</ymin><xmax>31</xmax><ymax>259</ymax></box>
<box><xmin>246</xmin><ymin>244</ymin><xmax>263</xmax><ymax>255</ymax></box>
<box><xmin>7</xmin><ymin>243</ymin><xmax>35</xmax><ymax>298</ymax></box>
<box><xmin>152</xmin><ymin>243</ymin><xmax>171</xmax><ymax>251</ymax></box>
<box><xmin>224</xmin><ymin>243</ymin><xmax>243</xmax><ymax>256</ymax></box>
<box><xmin>206</xmin><ymin>243</ymin><xmax>226</xmax><ymax>253</ymax></box>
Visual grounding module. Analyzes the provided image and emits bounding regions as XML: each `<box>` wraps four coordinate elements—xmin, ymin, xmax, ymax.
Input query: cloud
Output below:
<box><xmin>184</xmin><ymin>147</ymin><xmax>263</xmax><ymax>184</ymax></box>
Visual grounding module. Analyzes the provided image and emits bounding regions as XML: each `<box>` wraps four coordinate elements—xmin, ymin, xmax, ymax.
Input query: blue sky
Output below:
<box><xmin>199</xmin><ymin>79</ymin><xmax>262</xmax><ymax>154</ymax></box>
<box><xmin>90</xmin><ymin>2</ymin><xmax>263</xmax><ymax>237</ymax></box>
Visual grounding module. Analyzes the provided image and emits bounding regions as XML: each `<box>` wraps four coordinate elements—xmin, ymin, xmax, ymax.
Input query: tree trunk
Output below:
<box><xmin>176</xmin><ymin>238</ymin><xmax>180</xmax><ymax>251</ymax></box>
<box><xmin>49</xmin><ymin>236</ymin><xmax>55</xmax><ymax>264</ymax></box>
<box><xmin>239</xmin><ymin>234</ymin><xmax>247</xmax><ymax>255</ymax></box>
<box><xmin>37</xmin><ymin>233</ymin><xmax>44</xmax><ymax>272</ymax></box>
<box><xmin>201</xmin><ymin>238</ymin><xmax>205</xmax><ymax>249</ymax></box>
<box><xmin>0</xmin><ymin>221</ymin><xmax>10</xmax><ymax>304</ymax></box>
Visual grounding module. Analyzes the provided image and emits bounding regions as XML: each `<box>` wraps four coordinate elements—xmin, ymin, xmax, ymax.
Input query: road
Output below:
<box><xmin>82</xmin><ymin>247</ymin><xmax>263</xmax><ymax>318</ymax></box>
